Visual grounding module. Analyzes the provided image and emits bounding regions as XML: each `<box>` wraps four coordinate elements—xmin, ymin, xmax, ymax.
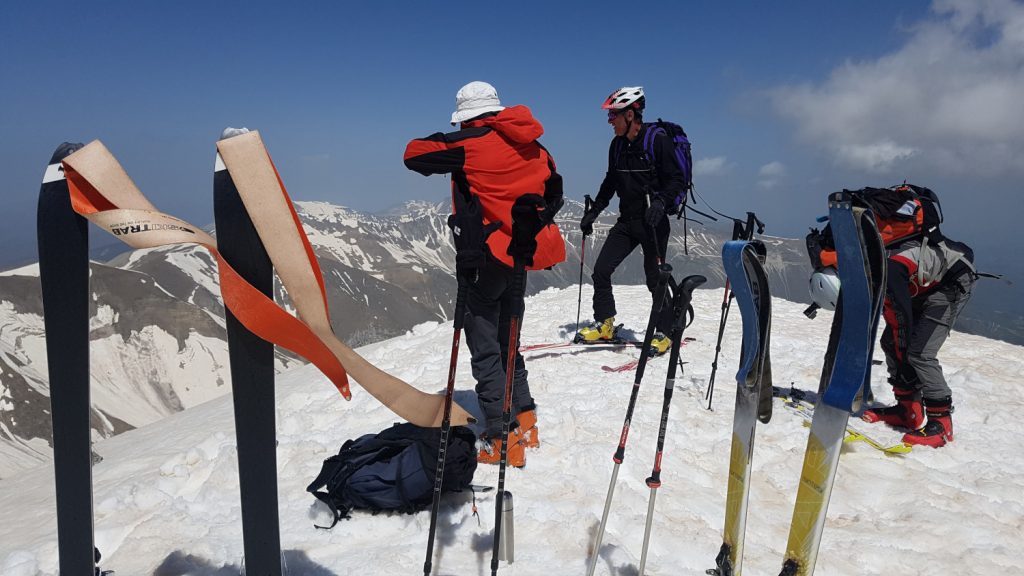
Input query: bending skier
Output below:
<box><xmin>577</xmin><ymin>86</ymin><xmax>686</xmax><ymax>355</ymax></box>
<box><xmin>861</xmin><ymin>233</ymin><xmax>976</xmax><ymax>447</ymax></box>
<box><xmin>404</xmin><ymin>81</ymin><xmax>565</xmax><ymax>467</ymax></box>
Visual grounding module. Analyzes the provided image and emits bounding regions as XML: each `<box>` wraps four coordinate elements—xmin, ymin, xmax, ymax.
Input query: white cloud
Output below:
<box><xmin>769</xmin><ymin>0</ymin><xmax>1024</xmax><ymax>176</ymax></box>
<box><xmin>759</xmin><ymin>161</ymin><xmax>786</xmax><ymax>177</ymax></box>
<box><xmin>757</xmin><ymin>161</ymin><xmax>786</xmax><ymax>189</ymax></box>
<box><xmin>836</xmin><ymin>141</ymin><xmax>918</xmax><ymax>173</ymax></box>
<box><xmin>694</xmin><ymin>156</ymin><xmax>730</xmax><ymax>176</ymax></box>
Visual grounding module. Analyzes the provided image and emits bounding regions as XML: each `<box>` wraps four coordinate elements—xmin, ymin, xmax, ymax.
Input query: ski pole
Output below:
<box><xmin>575</xmin><ymin>195</ymin><xmax>594</xmax><ymax>335</ymax></box>
<box><xmin>423</xmin><ymin>275</ymin><xmax>468</xmax><ymax>576</ymax></box>
<box><xmin>587</xmin><ymin>263</ymin><xmax>673</xmax><ymax>576</ymax></box>
<box><xmin>490</xmin><ymin>195</ymin><xmax>543</xmax><ymax>576</ymax></box>
<box><xmin>644</xmin><ymin>189</ymin><xmax>666</xmax><ymax>266</ymax></box>
<box><xmin>705</xmin><ymin>283</ymin><xmax>733</xmax><ymax>410</ymax></box>
<box><xmin>489</xmin><ymin>268</ymin><xmax>523</xmax><ymax>576</ymax></box>
<box><xmin>638</xmin><ymin>274</ymin><xmax>707</xmax><ymax>575</ymax></box>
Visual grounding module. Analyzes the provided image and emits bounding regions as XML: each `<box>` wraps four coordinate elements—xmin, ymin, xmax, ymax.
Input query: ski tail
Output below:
<box><xmin>713</xmin><ymin>241</ymin><xmax>772</xmax><ymax>576</ymax></box>
<box><xmin>779</xmin><ymin>192</ymin><xmax>885</xmax><ymax>575</ymax></box>
<box><xmin>38</xmin><ymin>142</ymin><xmax>97</xmax><ymax>574</ymax></box>
<box><xmin>214</xmin><ymin>143</ymin><xmax>283</xmax><ymax>575</ymax></box>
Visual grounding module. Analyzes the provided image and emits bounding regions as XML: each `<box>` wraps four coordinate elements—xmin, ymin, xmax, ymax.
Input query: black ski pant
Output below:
<box><xmin>881</xmin><ymin>272</ymin><xmax>974</xmax><ymax>403</ymax></box>
<box><xmin>591</xmin><ymin>216</ymin><xmax>674</xmax><ymax>335</ymax></box>
<box><xmin>463</xmin><ymin>258</ymin><xmax>533</xmax><ymax>440</ymax></box>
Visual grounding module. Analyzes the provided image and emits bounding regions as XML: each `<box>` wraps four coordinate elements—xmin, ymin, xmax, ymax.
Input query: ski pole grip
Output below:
<box><xmin>678</xmin><ymin>275</ymin><xmax>707</xmax><ymax>304</ymax></box>
<box><xmin>646</xmin><ymin>473</ymin><xmax>661</xmax><ymax>488</ymax></box>
<box><xmin>453</xmin><ymin>278</ymin><xmax>468</xmax><ymax>331</ymax></box>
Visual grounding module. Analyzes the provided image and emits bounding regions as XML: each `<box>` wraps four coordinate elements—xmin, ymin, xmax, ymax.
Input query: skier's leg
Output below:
<box><xmin>637</xmin><ymin>218</ymin><xmax>674</xmax><ymax>349</ymax></box>
<box><xmin>463</xmin><ymin>260</ymin><xmax>511</xmax><ymax>439</ymax></box>
<box><xmin>591</xmin><ymin>221</ymin><xmax>639</xmax><ymax>322</ymax></box>
<box><xmin>907</xmin><ymin>274</ymin><xmax>973</xmax><ymax>402</ymax></box>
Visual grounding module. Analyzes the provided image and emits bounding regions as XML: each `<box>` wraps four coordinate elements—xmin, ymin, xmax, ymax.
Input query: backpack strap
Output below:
<box><xmin>642</xmin><ymin>123</ymin><xmax>664</xmax><ymax>165</ymax></box>
<box><xmin>311</xmin><ymin>490</ymin><xmax>346</xmax><ymax>529</ymax></box>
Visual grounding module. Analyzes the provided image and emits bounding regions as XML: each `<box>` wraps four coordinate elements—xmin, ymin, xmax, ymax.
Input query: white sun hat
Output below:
<box><xmin>451</xmin><ymin>81</ymin><xmax>505</xmax><ymax>124</ymax></box>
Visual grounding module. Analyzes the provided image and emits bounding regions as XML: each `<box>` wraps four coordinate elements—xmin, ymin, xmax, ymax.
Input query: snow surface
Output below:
<box><xmin>1</xmin><ymin>285</ymin><xmax>1022</xmax><ymax>575</ymax></box>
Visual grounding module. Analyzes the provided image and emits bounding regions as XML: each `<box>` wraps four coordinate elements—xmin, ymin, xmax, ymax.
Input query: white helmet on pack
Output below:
<box><xmin>809</xmin><ymin>267</ymin><xmax>841</xmax><ymax>311</ymax></box>
<box><xmin>602</xmin><ymin>86</ymin><xmax>645</xmax><ymax>111</ymax></box>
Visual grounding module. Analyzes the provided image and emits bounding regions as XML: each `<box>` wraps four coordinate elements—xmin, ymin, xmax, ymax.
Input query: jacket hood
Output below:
<box><xmin>470</xmin><ymin>105</ymin><xmax>544</xmax><ymax>144</ymax></box>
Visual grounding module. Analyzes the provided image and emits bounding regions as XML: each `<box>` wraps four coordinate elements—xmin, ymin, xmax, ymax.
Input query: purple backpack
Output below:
<box><xmin>642</xmin><ymin>120</ymin><xmax>693</xmax><ymax>215</ymax></box>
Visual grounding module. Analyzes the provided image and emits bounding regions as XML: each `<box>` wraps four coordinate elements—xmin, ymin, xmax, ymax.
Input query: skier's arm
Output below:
<box><xmin>652</xmin><ymin>131</ymin><xmax>685</xmax><ymax>207</ymax></box>
<box><xmin>403</xmin><ymin>133</ymin><xmax>465</xmax><ymax>176</ymax></box>
<box><xmin>592</xmin><ymin>140</ymin><xmax>617</xmax><ymax>212</ymax></box>
<box><xmin>404</xmin><ymin>127</ymin><xmax>491</xmax><ymax>176</ymax></box>
<box><xmin>541</xmin><ymin>152</ymin><xmax>564</xmax><ymax>223</ymax></box>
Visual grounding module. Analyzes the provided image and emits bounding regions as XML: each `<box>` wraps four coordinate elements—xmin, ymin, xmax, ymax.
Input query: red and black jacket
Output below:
<box><xmin>404</xmin><ymin>105</ymin><xmax>566</xmax><ymax>270</ymax></box>
<box><xmin>883</xmin><ymin>238</ymin><xmax>974</xmax><ymax>363</ymax></box>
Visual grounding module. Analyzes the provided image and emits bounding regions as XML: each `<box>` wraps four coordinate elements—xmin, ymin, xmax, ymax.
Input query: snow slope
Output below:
<box><xmin>1</xmin><ymin>285</ymin><xmax>1021</xmax><ymax>575</ymax></box>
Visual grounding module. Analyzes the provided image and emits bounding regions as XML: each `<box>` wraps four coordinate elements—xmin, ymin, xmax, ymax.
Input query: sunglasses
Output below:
<box><xmin>607</xmin><ymin>109</ymin><xmax>626</xmax><ymax>121</ymax></box>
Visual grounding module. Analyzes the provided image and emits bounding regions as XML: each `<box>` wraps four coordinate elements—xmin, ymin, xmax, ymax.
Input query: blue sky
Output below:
<box><xmin>2</xmin><ymin>0</ymin><xmax>1022</xmax><ymax>295</ymax></box>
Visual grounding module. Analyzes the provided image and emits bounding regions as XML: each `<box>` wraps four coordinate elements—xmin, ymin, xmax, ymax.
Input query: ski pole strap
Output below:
<box><xmin>60</xmin><ymin>136</ymin><xmax>472</xmax><ymax>428</ymax></box>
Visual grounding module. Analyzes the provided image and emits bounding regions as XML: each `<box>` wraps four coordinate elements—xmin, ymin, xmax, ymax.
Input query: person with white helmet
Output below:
<box><xmin>404</xmin><ymin>81</ymin><xmax>566</xmax><ymax>467</ymax></box>
<box><xmin>576</xmin><ymin>86</ymin><xmax>686</xmax><ymax>354</ymax></box>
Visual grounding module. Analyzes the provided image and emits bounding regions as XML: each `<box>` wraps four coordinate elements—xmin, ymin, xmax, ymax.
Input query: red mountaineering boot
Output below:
<box><xmin>903</xmin><ymin>397</ymin><xmax>954</xmax><ymax>448</ymax></box>
<box><xmin>862</xmin><ymin>387</ymin><xmax>925</xmax><ymax>429</ymax></box>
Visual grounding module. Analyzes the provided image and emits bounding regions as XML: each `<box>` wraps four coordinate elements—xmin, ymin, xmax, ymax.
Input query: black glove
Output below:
<box><xmin>448</xmin><ymin>194</ymin><xmax>501</xmax><ymax>279</ymax></box>
<box><xmin>508</xmin><ymin>194</ymin><xmax>547</xmax><ymax>266</ymax></box>
<box><xmin>580</xmin><ymin>200</ymin><xmax>606</xmax><ymax>236</ymax></box>
<box><xmin>543</xmin><ymin>195</ymin><xmax>564</xmax><ymax>226</ymax></box>
<box><xmin>645</xmin><ymin>196</ymin><xmax>666</xmax><ymax>228</ymax></box>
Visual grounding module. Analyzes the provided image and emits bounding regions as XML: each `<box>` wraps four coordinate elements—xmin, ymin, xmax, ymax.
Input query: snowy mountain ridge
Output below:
<box><xmin>0</xmin><ymin>197</ymin><xmax>885</xmax><ymax>480</ymax></box>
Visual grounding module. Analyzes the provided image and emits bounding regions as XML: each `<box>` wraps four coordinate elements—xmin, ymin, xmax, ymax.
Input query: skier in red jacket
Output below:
<box><xmin>405</xmin><ymin>81</ymin><xmax>565</xmax><ymax>467</ymax></box>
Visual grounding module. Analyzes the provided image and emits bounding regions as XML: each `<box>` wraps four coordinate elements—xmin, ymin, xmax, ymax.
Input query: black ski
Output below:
<box><xmin>38</xmin><ymin>142</ymin><xmax>96</xmax><ymax>575</ymax></box>
<box><xmin>214</xmin><ymin>145</ymin><xmax>283</xmax><ymax>575</ymax></box>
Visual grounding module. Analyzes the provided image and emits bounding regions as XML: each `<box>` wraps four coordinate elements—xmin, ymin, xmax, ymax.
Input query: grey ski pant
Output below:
<box><xmin>883</xmin><ymin>273</ymin><xmax>974</xmax><ymax>401</ymax></box>
<box><xmin>463</xmin><ymin>259</ymin><xmax>533</xmax><ymax>439</ymax></box>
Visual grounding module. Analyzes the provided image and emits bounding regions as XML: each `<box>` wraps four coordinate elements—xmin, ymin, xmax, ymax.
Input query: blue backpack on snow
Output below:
<box><xmin>306</xmin><ymin>422</ymin><xmax>477</xmax><ymax>528</ymax></box>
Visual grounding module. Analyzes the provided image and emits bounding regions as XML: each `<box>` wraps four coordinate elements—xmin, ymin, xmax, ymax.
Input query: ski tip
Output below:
<box><xmin>49</xmin><ymin>142</ymin><xmax>85</xmax><ymax>164</ymax></box>
<box><xmin>220</xmin><ymin>126</ymin><xmax>251</xmax><ymax>140</ymax></box>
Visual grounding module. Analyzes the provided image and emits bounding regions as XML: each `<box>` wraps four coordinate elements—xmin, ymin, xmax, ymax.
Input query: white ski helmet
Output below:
<box><xmin>809</xmin><ymin>267</ymin><xmax>841</xmax><ymax>311</ymax></box>
<box><xmin>602</xmin><ymin>86</ymin><xmax>645</xmax><ymax>111</ymax></box>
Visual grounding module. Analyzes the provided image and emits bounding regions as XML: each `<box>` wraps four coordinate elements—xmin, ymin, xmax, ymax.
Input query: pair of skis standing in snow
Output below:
<box><xmin>37</xmin><ymin>87</ymin><xmax>573</xmax><ymax>574</ymax></box>
<box><xmin>703</xmin><ymin>193</ymin><xmax>892</xmax><ymax>576</ymax></box>
<box><xmin>38</xmin><ymin>131</ymin><xmax>493</xmax><ymax>575</ymax></box>
<box><xmin>580</xmin><ymin>192</ymin><xmax>890</xmax><ymax>576</ymax></box>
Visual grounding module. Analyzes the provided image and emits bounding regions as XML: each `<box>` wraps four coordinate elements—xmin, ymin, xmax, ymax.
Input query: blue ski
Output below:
<box><xmin>708</xmin><ymin>240</ymin><xmax>773</xmax><ymax>576</ymax></box>
<box><xmin>779</xmin><ymin>192</ymin><xmax>886</xmax><ymax>576</ymax></box>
